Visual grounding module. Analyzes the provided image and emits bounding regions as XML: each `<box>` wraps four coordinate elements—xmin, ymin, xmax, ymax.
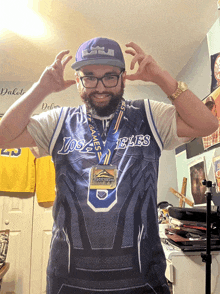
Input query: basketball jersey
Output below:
<box><xmin>0</xmin><ymin>148</ymin><xmax>35</xmax><ymax>192</ymax></box>
<box><xmin>47</xmin><ymin>100</ymin><xmax>169</xmax><ymax>293</ymax></box>
<box><xmin>35</xmin><ymin>156</ymin><xmax>56</xmax><ymax>203</ymax></box>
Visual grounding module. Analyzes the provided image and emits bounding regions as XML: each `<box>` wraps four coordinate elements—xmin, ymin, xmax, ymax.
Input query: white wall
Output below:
<box><xmin>4</xmin><ymin>18</ymin><xmax>219</xmax><ymax>207</ymax></box>
<box><xmin>5</xmin><ymin>18</ymin><xmax>219</xmax><ymax>206</ymax></box>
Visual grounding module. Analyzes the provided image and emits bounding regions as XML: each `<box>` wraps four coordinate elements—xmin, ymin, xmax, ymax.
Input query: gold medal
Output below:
<box><xmin>90</xmin><ymin>165</ymin><xmax>117</xmax><ymax>190</ymax></box>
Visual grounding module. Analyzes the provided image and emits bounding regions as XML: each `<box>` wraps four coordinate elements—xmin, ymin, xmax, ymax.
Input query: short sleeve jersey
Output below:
<box><xmin>26</xmin><ymin>99</ymin><xmax>189</xmax><ymax>294</ymax></box>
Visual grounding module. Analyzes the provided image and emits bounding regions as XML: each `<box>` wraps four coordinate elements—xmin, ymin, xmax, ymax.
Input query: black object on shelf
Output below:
<box><xmin>201</xmin><ymin>180</ymin><xmax>213</xmax><ymax>294</ymax></box>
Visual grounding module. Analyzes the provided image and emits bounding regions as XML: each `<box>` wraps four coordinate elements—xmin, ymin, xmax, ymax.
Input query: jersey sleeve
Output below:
<box><xmin>145</xmin><ymin>99</ymin><xmax>191</xmax><ymax>150</ymax></box>
<box><xmin>27</xmin><ymin>107</ymin><xmax>67</xmax><ymax>157</ymax></box>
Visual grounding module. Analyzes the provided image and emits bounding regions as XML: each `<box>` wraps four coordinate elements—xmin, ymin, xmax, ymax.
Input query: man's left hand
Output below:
<box><xmin>125</xmin><ymin>42</ymin><xmax>163</xmax><ymax>84</ymax></box>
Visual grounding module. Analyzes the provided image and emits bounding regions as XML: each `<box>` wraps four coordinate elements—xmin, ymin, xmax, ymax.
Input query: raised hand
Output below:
<box><xmin>125</xmin><ymin>42</ymin><xmax>163</xmax><ymax>84</ymax></box>
<box><xmin>38</xmin><ymin>50</ymin><xmax>76</xmax><ymax>94</ymax></box>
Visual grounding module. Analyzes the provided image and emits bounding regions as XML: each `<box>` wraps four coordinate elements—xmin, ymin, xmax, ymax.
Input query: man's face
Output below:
<box><xmin>76</xmin><ymin>65</ymin><xmax>126</xmax><ymax>117</ymax></box>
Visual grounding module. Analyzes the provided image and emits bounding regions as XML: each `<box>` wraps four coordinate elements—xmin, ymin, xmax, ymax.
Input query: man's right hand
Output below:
<box><xmin>38</xmin><ymin>50</ymin><xmax>76</xmax><ymax>94</ymax></box>
<box><xmin>0</xmin><ymin>50</ymin><xmax>76</xmax><ymax>149</ymax></box>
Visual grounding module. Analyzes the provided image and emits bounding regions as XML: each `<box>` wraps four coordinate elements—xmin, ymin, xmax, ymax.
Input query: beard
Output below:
<box><xmin>80</xmin><ymin>82</ymin><xmax>125</xmax><ymax>117</ymax></box>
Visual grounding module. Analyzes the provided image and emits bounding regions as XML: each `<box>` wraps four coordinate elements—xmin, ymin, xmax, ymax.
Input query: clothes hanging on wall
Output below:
<box><xmin>0</xmin><ymin>148</ymin><xmax>36</xmax><ymax>192</ymax></box>
<box><xmin>35</xmin><ymin>156</ymin><xmax>56</xmax><ymax>203</ymax></box>
<box><xmin>0</xmin><ymin>148</ymin><xmax>56</xmax><ymax>203</ymax></box>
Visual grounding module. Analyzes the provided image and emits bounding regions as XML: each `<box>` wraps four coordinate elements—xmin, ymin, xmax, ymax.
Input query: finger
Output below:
<box><xmin>51</xmin><ymin>54</ymin><xmax>72</xmax><ymax>71</ymax></box>
<box><xmin>51</xmin><ymin>59</ymin><xmax>62</xmax><ymax>70</ymax></box>
<box><xmin>130</xmin><ymin>54</ymin><xmax>144</xmax><ymax>70</ymax></box>
<box><xmin>125</xmin><ymin>49</ymin><xmax>136</xmax><ymax>57</ymax></box>
<box><xmin>130</xmin><ymin>55</ymin><xmax>139</xmax><ymax>70</ymax></box>
<box><xmin>125</xmin><ymin>73</ymin><xmax>140</xmax><ymax>81</ymax></box>
<box><xmin>62</xmin><ymin>55</ymin><xmax>73</xmax><ymax>68</ymax></box>
<box><xmin>64</xmin><ymin>80</ymin><xmax>76</xmax><ymax>89</ymax></box>
<box><xmin>138</xmin><ymin>55</ymin><xmax>154</xmax><ymax>72</ymax></box>
<box><xmin>55</xmin><ymin>50</ymin><xmax>70</xmax><ymax>61</ymax></box>
<box><xmin>125</xmin><ymin>42</ymin><xmax>145</xmax><ymax>54</ymax></box>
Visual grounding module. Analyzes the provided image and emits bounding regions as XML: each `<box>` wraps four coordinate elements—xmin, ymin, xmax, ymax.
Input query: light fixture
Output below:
<box><xmin>0</xmin><ymin>0</ymin><xmax>46</xmax><ymax>38</ymax></box>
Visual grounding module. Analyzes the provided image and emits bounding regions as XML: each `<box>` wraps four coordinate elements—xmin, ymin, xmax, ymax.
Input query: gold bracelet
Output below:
<box><xmin>168</xmin><ymin>81</ymin><xmax>188</xmax><ymax>101</ymax></box>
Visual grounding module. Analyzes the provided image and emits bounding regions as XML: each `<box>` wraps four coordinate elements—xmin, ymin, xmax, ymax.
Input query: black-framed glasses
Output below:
<box><xmin>80</xmin><ymin>70</ymin><xmax>124</xmax><ymax>89</ymax></box>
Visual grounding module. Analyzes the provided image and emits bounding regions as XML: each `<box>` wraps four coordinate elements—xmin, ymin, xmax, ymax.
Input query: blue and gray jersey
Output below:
<box><xmin>47</xmin><ymin>99</ymin><xmax>169</xmax><ymax>294</ymax></box>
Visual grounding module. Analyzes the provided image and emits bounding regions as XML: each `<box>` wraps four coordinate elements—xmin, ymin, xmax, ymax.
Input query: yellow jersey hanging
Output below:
<box><xmin>35</xmin><ymin>156</ymin><xmax>56</xmax><ymax>203</ymax></box>
<box><xmin>0</xmin><ymin>148</ymin><xmax>36</xmax><ymax>192</ymax></box>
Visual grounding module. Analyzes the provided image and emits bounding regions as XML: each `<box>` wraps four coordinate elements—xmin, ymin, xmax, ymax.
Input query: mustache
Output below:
<box><xmin>88</xmin><ymin>91</ymin><xmax>113</xmax><ymax>96</ymax></box>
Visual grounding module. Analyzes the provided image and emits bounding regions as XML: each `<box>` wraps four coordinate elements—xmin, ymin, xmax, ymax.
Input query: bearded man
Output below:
<box><xmin>0</xmin><ymin>37</ymin><xmax>218</xmax><ymax>294</ymax></box>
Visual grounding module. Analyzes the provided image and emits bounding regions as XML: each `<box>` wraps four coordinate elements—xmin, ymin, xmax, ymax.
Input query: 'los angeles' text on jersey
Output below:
<box><xmin>57</xmin><ymin>134</ymin><xmax>151</xmax><ymax>155</ymax></box>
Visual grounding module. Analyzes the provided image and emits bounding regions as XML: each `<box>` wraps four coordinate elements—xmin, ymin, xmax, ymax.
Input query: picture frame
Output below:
<box><xmin>188</xmin><ymin>157</ymin><xmax>207</xmax><ymax>205</ymax></box>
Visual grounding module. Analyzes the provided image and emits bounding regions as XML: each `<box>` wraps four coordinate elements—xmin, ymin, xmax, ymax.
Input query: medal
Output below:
<box><xmin>87</xmin><ymin>101</ymin><xmax>125</xmax><ymax>212</ymax></box>
<box><xmin>90</xmin><ymin>165</ymin><xmax>117</xmax><ymax>190</ymax></box>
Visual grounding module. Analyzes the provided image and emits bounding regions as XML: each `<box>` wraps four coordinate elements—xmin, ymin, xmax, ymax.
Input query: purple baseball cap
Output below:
<box><xmin>71</xmin><ymin>37</ymin><xmax>125</xmax><ymax>70</ymax></box>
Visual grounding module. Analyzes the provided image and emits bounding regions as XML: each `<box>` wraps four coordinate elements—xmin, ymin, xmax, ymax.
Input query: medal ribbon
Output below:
<box><xmin>87</xmin><ymin>100</ymin><xmax>125</xmax><ymax>165</ymax></box>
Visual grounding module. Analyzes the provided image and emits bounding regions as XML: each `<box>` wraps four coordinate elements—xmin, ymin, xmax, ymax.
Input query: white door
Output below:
<box><xmin>29</xmin><ymin>196</ymin><xmax>53</xmax><ymax>294</ymax></box>
<box><xmin>0</xmin><ymin>193</ymin><xmax>34</xmax><ymax>294</ymax></box>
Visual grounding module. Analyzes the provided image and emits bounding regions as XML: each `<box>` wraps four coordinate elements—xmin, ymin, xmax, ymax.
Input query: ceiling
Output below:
<box><xmin>0</xmin><ymin>0</ymin><xmax>219</xmax><ymax>85</ymax></box>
